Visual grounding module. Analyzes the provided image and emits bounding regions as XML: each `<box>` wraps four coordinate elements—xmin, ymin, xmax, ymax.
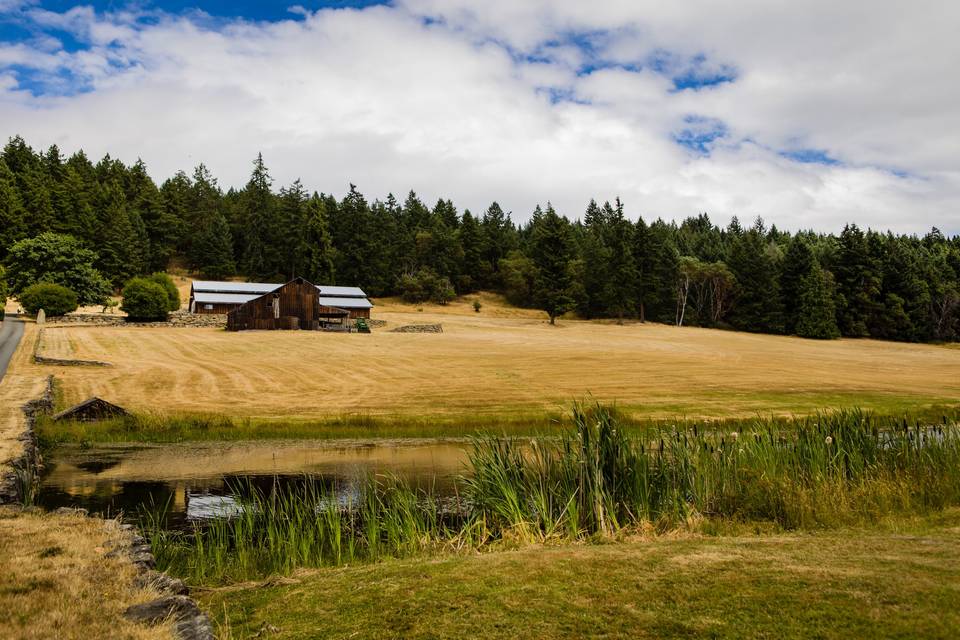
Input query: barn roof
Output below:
<box><xmin>191</xmin><ymin>281</ymin><xmax>280</xmax><ymax>295</ymax></box>
<box><xmin>191</xmin><ymin>281</ymin><xmax>369</xmax><ymax>299</ymax></box>
<box><xmin>318</xmin><ymin>296</ymin><xmax>374</xmax><ymax>309</ymax></box>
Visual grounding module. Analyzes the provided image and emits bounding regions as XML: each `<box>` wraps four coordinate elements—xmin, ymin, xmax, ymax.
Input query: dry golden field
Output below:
<box><xmin>32</xmin><ymin>295</ymin><xmax>960</xmax><ymax>421</ymax></box>
<box><xmin>0</xmin><ymin>322</ymin><xmax>46</xmax><ymax>465</ymax></box>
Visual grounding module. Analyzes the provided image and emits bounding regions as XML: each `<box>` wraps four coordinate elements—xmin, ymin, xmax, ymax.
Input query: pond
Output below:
<box><xmin>37</xmin><ymin>439</ymin><xmax>471</xmax><ymax>528</ymax></box>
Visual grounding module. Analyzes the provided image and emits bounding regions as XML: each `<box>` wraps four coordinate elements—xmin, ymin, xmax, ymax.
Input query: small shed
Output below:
<box><xmin>226</xmin><ymin>277</ymin><xmax>350</xmax><ymax>331</ymax></box>
<box><xmin>51</xmin><ymin>397</ymin><xmax>129</xmax><ymax>423</ymax></box>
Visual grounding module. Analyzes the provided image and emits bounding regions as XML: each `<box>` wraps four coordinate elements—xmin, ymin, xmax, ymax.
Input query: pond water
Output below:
<box><xmin>37</xmin><ymin>439</ymin><xmax>470</xmax><ymax>528</ymax></box>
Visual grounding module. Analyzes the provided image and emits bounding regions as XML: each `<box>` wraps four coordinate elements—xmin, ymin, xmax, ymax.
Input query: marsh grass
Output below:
<box><xmin>140</xmin><ymin>403</ymin><xmax>960</xmax><ymax>585</ymax></box>
<box><xmin>465</xmin><ymin>405</ymin><xmax>960</xmax><ymax>538</ymax></box>
<box><xmin>141</xmin><ymin>476</ymin><xmax>477</xmax><ymax>585</ymax></box>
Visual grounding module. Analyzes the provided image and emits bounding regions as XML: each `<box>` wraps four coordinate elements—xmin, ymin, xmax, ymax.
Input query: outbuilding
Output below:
<box><xmin>190</xmin><ymin>280</ymin><xmax>373</xmax><ymax>319</ymax></box>
<box><xmin>226</xmin><ymin>277</ymin><xmax>352</xmax><ymax>331</ymax></box>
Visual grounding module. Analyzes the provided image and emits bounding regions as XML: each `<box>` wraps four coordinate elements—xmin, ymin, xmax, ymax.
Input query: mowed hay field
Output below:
<box><xmin>37</xmin><ymin>298</ymin><xmax>960</xmax><ymax>421</ymax></box>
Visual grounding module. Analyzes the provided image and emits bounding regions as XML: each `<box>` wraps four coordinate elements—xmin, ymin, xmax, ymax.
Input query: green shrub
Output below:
<box><xmin>19</xmin><ymin>283</ymin><xmax>79</xmax><ymax>317</ymax></box>
<box><xmin>473</xmin><ymin>300</ymin><xmax>482</xmax><ymax>313</ymax></box>
<box><xmin>121</xmin><ymin>278</ymin><xmax>171</xmax><ymax>321</ymax></box>
<box><xmin>145</xmin><ymin>272</ymin><xmax>181</xmax><ymax>312</ymax></box>
<box><xmin>399</xmin><ymin>269</ymin><xmax>456</xmax><ymax>305</ymax></box>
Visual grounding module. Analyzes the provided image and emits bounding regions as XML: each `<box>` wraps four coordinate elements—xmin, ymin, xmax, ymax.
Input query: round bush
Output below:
<box><xmin>146</xmin><ymin>272</ymin><xmax>181</xmax><ymax>312</ymax></box>
<box><xmin>19</xmin><ymin>283</ymin><xmax>79</xmax><ymax>317</ymax></box>
<box><xmin>121</xmin><ymin>278</ymin><xmax>170</xmax><ymax>321</ymax></box>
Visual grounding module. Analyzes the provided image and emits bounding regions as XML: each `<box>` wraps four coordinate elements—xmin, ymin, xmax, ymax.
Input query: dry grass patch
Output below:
<box><xmin>0</xmin><ymin>507</ymin><xmax>171</xmax><ymax>640</ymax></box>
<box><xmin>38</xmin><ymin>310</ymin><xmax>960</xmax><ymax>422</ymax></box>
<box><xmin>0</xmin><ymin>322</ymin><xmax>46</xmax><ymax>466</ymax></box>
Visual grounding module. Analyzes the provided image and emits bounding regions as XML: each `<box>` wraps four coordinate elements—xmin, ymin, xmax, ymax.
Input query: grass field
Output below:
<box><xmin>201</xmin><ymin>509</ymin><xmax>960</xmax><ymax>639</ymax></box>
<box><xmin>33</xmin><ymin>294</ymin><xmax>960</xmax><ymax>424</ymax></box>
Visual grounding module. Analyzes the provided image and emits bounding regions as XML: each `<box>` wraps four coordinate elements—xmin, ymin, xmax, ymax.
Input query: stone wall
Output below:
<box><xmin>48</xmin><ymin>312</ymin><xmax>228</xmax><ymax>329</ymax></box>
<box><xmin>0</xmin><ymin>376</ymin><xmax>53</xmax><ymax>504</ymax></box>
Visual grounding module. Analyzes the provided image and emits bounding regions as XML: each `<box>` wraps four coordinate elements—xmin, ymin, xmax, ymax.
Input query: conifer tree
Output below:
<box><xmin>481</xmin><ymin>202</ymin><xmax>517</xmax><ymax>285</ymax></box>
<box><xmin>276</xmin><ymin>179</ymin><xmax>309</xmax><ymax>279</ymax></box>
<box><xmin>193</xmin><ymin>211</ymin><xmax>235</xmax><ymax>280</ymax></box>
<box><xmin>530</xmin><ymin>204</ymin><xmax>574</xmax><ymax>324</ymax></box>
<box><xmin>834</xmin><ymin>224</ymin><xmax>880</xmax><ymax>337</ymax></box>
<box><xmin>780</xmin><ymin>235</ymin><xmax>816</xmax><ymax>334</ymax></box>
<box><xmin>304</xmin><ymin>194</ymin><xmax>336</xmax><ymax>284</ymax></box>
<box><xmin>0</xmin><ymin>158</ymin><xmax>26</xmax><ymax>260</ymax></box>
<box><xmin>458</xmin><ymin>210</ymin><xmax>484</xmax><ymax>292</ymax></box>
<box><xmin>796</xmin><ymin>266</ymin><xmax>840</xmax><ymax>339</ymax></box>
<box><xmin>602</xmin><ymin>198</ymin><xmax>637</xmax><ymax>322</ymax></box>
<box><xmin>728</xmin><ymin>219</ymin><xmax>784</xmax><ymax>333</ymax></box>
<box><xmin>240</xmin><ymin>153</ymin><xmax>275</xmax><ymax>280</ymax></box>
<box><xmin>97</xmin><ymin>181</ymin><xmax>141</xmax><ymax>287</ymax></box>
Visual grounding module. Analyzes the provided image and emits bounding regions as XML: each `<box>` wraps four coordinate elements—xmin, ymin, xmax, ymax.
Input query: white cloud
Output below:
<box><xmin>0</xmin><ymin>0</ymin><xmax>958</xmax><ymax>234</ymax></box>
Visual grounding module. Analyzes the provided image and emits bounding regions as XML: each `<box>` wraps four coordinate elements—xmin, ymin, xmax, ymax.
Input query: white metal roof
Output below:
<box><xmin>318</xmin><ymin>296</ymin><xmax>374</xmax><ymax>309</ymax></box>
<box><xmin>192</xmin><ymin>292</ymin><xmax>261</xmax><ymax>305</ymax></box>
<box><xmin>191</xmin><ymin>281</ymin><xmax>368</xmax><ymax>298</ymax></box>
<box><xmin>191</xmin><ymin>281</ymin><xmax>279</xmax><ymax>294</ymax></box>
<box><xmin>316</xmin><ymin>285</ymin><xmax>368</xmax><ymax>298</ymax></box>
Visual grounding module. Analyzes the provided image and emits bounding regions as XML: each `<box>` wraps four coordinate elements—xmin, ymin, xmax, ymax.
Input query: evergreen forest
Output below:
<box><xmin>1</xmin><ymin>135</ymin><xmax>958</xmax><ymax>342</ymax></box>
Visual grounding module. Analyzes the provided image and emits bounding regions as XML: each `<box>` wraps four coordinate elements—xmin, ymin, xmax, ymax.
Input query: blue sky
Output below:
<box><xmin>0</xmin><ymin>0</ymin><xmax>957</xmax><ymax>233</ymax></box>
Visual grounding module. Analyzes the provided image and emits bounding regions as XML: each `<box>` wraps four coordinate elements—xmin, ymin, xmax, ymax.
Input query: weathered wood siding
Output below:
<box><xmin>195</xmin><ymin>302</ymin><xmax>240</xmax><ymax>315</ymax></box>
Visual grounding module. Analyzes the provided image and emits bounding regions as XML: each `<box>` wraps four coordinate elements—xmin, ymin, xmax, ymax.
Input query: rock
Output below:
<box><xmin>252</xmin><ymin>623</ymin><xmax>281</xmax><ymax>637</ymax></box>
<box><xmin>135</xmin><ymin>570</ymin><xmax>189</xmax><ymax>596</ymax></box>
<box><xmin>130</xmin><ymin>551</ymin><xmax>156</xmax><ymax>570</ymax></box>
<box><xmin>124</xmin><ymin>596</ymin><xmax>214</xmax><ymax>640</ymax></box>
<box><xmin>53</xmin><ymin>506</ymin><xmax>88</xmax><ymax>516</ymax></box>
<box><xmin>390</xmin><ymin>323</ymin><xmax>443</xmax><ymax>333</ymax></box>
<box><xmin>36</xmin><ymin>309</ymin><xmax>45</xmax><ymax>325</ymax></box>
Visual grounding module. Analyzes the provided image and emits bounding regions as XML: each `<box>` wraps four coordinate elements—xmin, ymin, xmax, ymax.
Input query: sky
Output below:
<box><xmin>1</xmin><ymin>1</ymin><xmax>958</xmax><ymax>234</ymax></box>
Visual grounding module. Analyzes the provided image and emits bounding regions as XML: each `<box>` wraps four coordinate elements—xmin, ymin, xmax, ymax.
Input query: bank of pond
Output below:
<box><xmin>35</xmin><ymin>404</ymin><xmax>960</xmax><ymax>586</ymax></box>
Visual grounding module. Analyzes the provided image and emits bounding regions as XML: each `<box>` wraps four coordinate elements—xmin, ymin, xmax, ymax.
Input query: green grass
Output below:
<box><xmin>200</xmin><ymin>509</ymin><xmax>960</xmax><ymax>640</ymax></box>
<box><xmin>34</xmin><ymin>401</ymin><xmax>960</xmax><ymax>445</ymax></box>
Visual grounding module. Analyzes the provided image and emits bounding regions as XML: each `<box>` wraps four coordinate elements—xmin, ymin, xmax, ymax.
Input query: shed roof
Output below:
<box><xmin>191</xmin><ymin>281</ymin><xmax>279</xmax><ymax>295</ymax></box>
<box><xmin>318</xmin><ymin>296</ymin><xmax>374</xmax><ymax>309</ymax></box>
<box><xmin>316</xmin><ymin>285</ymin><xmax>368</xmax><ymax>298</ymax></box>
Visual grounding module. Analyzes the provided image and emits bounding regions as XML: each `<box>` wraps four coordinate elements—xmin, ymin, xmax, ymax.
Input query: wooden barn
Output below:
<box><xmin>226</xmin><ymin>278</ymin><xmax>352</xmax><ymax>331</ymax></box>
<box><xmin>191</xmin><ymin>280</ymin><xmax>373</xmax><ymax>318</ymax></box>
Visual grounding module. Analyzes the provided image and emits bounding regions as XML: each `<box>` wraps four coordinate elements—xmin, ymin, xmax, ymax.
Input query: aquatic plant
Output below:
<box><xmin>141</xmin><ymin>476</ymin><xmax>469</xmax><ymax>584</ymax></box>
<box><xmin>464</xmin><ymin>405</ymin><xmax>960</xmax><ymax>537</ymax></box>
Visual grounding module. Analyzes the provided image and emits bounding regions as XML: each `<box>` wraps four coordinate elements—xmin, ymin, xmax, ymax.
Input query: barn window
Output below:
<box><xmin>204</xmin><ymin>304</ymin><xmax>213</xmax><ymax>310</ymax></box>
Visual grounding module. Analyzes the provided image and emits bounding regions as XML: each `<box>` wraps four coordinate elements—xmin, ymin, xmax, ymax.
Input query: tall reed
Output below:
<box><xmin>464</xmin><ymin>405</ymin><xmax>960</xmax><ymax>538</ymax></box>
<box><xmin>141</xmin><ymin>476</ymin><xmax>469</xmax><ymax>584</ymax></box>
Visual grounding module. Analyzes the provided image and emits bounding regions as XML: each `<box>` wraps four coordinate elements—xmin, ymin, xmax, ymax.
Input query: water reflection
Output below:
<box><xmin>38</xmin><ymin>440</ymin><xmax>470</xmax><ymax>528</ymax></box>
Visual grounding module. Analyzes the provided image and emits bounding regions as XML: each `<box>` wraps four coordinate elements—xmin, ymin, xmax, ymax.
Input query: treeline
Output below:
<box><xmin>1</xmin><ymin>135</ymin><xmax>959</xmax><ymax>341</ymax></box>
